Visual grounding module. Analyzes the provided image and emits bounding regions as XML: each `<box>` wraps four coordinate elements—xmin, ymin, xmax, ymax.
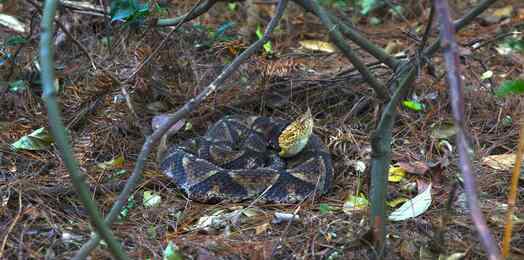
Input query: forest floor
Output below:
<box><xmin>1</xmin><ymin>0</ymin><xmax>523</xmax><ymax>259</ymax></box>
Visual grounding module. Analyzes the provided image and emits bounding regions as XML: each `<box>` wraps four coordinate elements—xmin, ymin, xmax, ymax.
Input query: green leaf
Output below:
<box><xmin>153</xmin><ymin>2</ymin><xmax>168</xmax><ymax>17</ymax></box>
<box><xmin>319</xmin><ymin>203</ymin><xmax>332</xmax><ymax>214</ymax></box>
<box><xmin>143</xmin><ymin>190</ymin><xmax>162</xmax><ymax>208</ymax></box>
<box><xmin>112</xmin><ymin>7</ymin><xmax>134</xmax><ymax>22</ymax></box>
<box><xmin>163</xmin><ymin>241</ymin><xmax>183</xmax><ymax>260</ymax></box>
<box><xmin>255</xmin><ymin>25</ymin><xmax>263</xmax><ymax>39</ymax></box>
<box><xmin>256</xmin><ymin>24</ymin><xmax>272</xmax><ymax>54</ymax></box>
<box><xmin>11</xmin><ymin>127</ymin><xmax>53</xmax><ymax>151</ymax></box>
<box><xmin>113</xmin><ymin>169</ymin><xmax>128</xmax><ymax>177</ymax></box>
<box><xmin>8</xmin><ymin>80</ymin><xmax>28</xmax><ymax>92</ymax></box>
<box><xmin>334</xmin><ymin>0</ymin><xmax>348</xmax><ymax>9</ymax></box>
<box><xmin>495</xmin><ymin>79</ymin><xmax>524</xmax><ymax>97</ymax></box>
<box><xmin>5</xmin><ymin>36</ymin><xmax>28</xmax><ymax>46</ymax></box>
<box><xmin>110</xmin><ymin>0</ymin><xmax>149</xmax><ymax>23</ymax></box>
<box><xmin>360</xmin><ymin>0</ymin><xmax>380</xmax><ymax>15</ymax></box>
<box><xmin>496</xmin><ymin>36</ymin><xmax>524</xmax><ymax>55</ymax></box>
<box><xmin>343</xmin><ymin>194</ymin><xmax>369</xmax><ymax>213</ymax></box>
<box><xmin>501</xmin><ymin>115</ymin><xmax>512</xmax><ymax>127</ymax></box>
<box><xmin>388</xmin><ymin>5</ymin><xmax>404</xmax><ymax>17</ymax></box>
<box><xmin>119</xmin><ymin>195</ymin><xmax>135</xmax><ymax>220</ymax></box>
<box><xmin>507</xmin><ymin>38</ymin><xmax>524</xmax><ymax>53</ymax></box>
<box><xmin>402</xmin><ymin>100</ymin><xmax>425</xmax><ymax>111</ymax></box>
<box><xmin>263</xmin><ymin>41</ymin><xmax>272</xmax><ymax>53</ymax></box>
<box><xmin>227</xmin><ymin>3</ymin><xmax>237</xmax><ymax>12</ymax></box>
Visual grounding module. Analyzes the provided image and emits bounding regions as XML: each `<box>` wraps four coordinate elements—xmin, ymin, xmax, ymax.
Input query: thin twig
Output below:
<box><xmin>39</xmin><ymin>0</ymin><xmax>128</xmax><ymax>259</ymax></box>
<box><xmin>434</xmin><ymin>0</ymin><xmax>501</xmax><ymax>259</ymax></box>
<box><xmin>299</xmin><ymin>0</ymin><xmax>389</xmax><ymax>101</ymax></box>
<box><xmin>423</xmin><ymin>0</ymin><xmax>498</xmax><ymax>58</ymax></box>
<box><xmin>156</xmin><ymin>0</ymin><xmax>216</xmax><ymax>27</ymax></box>
<box><xmin>0</xmin><ymin>190</ymin><xmax>22</xmax><ymax>258</ymax></box>
<box><xmin>120</xmin><ymin>83</ymin><xmax>151</xmax><ymax>135</ymax></box>
<box><xmin>27</xmin><ymin>0</ymin><xmax>97</xmax><ymax>70</ymax></box>
<box><xmin>72</xmin><ymin>0</ymin><xmax>289</xmax><ymax>258</ymax></box>
<box><xmin>502</xmin><ymin>117</ymin><xmax>524</xmax><ymax>257</ymax></box>
<box><xmin>98</xmin><ymin>0</ymin><xmax>113</xmax><ymax>57</ymax></box>
<box><xmin>125</xmin><ymin>0</ymin><xmax>205</xmax><ymax>81</ymax></box>
<box><xmin>420</xmin><ymin>5</ymin><xmax>435</xmax><ymax>51</ymax></box>
<box><xmin>292</xmin><ymin>0</ymin><xmax>399</xmax><ymax>69</ymax></box>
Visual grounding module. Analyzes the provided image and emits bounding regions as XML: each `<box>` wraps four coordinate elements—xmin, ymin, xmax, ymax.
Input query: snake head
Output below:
<box><xmin>278</xmin><ymin>108</ymin><xmax>313</xmax><ymax>158</ymax></box>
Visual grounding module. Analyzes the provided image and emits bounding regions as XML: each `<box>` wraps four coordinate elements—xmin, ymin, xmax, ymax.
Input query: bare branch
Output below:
<box><xmin>72</xmin><ymin>0</ymin><xmax>290</xmax><ymax>258</ymax></box>
<box><xmin>502</xmin><ymin>118</ymin><xmax>524</xmax><ymax>257</ymax></box>
<box><xmin>297</xmin><ymin>0</ymin><xmax>389</xmax><ymax>101</ymax></box>
<box><xmin>157</xmin><ymin>0</ymin><xmax>217</xmax><ymax>27</ymax></box>
<box><xmin>369</xmin><ymin>66</ymin><xmax>417</xmax><ymax>257</ymax></box>
<box><xmin>39</xmin><ymin>0</ymin><xmax>128</xmax><ymax>259</ymax></box>
<box><xmin>126</xmin><ymin>0</ymin><xmax>206</xmax><ymax>81</ymax></box>
<box><xmin>433</xmin><ymin>0</ymin><xmax>501</xmax><ymax>259</ymax></box>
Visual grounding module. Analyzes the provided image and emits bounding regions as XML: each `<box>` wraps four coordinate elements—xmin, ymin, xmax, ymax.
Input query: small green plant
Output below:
<box><xmin>319</xmin><ymin>203</ymin><xmax>332</xmax><ymax>214</ymax></box>
<box><xmin>255</xmin><ymin>24</ymin><xmax>272</xmax><ymax>54</ymax></box>
<box><xmin>359</xmin><ymin>0</ymin><xmax>382</xmax><ymax>15</ymax></box>
<box><xmin>355</xmin><ymin>0</ymin><xmax>403</xmax><ymax>17</ymax></box>
<box><xmin>495</xmin><ymin>79</ymin><xmax>524</xmax><ymax>97</ymax></box>
<box><xmin>402</xmin><ymin>99</ymin><xmax>425</xmax><ymax>112</ymax></box>
<box><xmin>5</xmin><ymin>35</ymin><xmax>28</xmax><ymax>47</ymax></box>
<box><xmin>193</xmin><ymin>21</ymin><xmax>236</xmax><ymax>49</ymax></box>
<box><xmin>110</xmin><ymin>0</ymin><xmax>149</xmax><ymax>24</ymax></box>
<box><xmin>151</xmin><ymin>2</ymin><xmax>168</xmax><ymax>18</ymax></box>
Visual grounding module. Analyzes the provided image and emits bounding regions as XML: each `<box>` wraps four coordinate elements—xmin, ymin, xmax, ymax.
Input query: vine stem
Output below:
<box><xmin>39</xmin><ymin>0</ymin><xmax>128</xmax><ymax>259</ymax></box>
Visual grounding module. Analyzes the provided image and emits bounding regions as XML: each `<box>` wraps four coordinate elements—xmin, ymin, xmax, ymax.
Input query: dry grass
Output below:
<box><xmin>1</xmin><ymin>0</ymin><xmax>523</xmax><ymax>259</ymax></box>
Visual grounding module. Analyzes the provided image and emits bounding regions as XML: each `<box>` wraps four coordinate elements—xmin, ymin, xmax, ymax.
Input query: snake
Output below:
<box><xmin>160</xmin><ymin>110</ymin><xmax>334</xmax><ymax>203</ymax></box>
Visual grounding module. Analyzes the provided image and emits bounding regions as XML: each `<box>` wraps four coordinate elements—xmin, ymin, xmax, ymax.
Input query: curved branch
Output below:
<box><xmin>293</xmin><ymin>0</ymin><xmax>399</xmax><ymax>70</ymax></box>
<box><xmin>156</xmin><ymin>0</ymin><xmax>216</xmax><ymax>27</ymax></box>
<box><xmin>300</xmin><ymin>0</ymin><xmax>389</xmax><ymax>101</ymax></box>
<box><xmin>424</xmin><ymin>0</ymin><xmax>497</xmax><ymax>57</ymax></box>
<box><xmin>127</xmin><ymin>0</ymin><xmax>206</xmax><ymax>81</ymax></box>
<box><xmin>39</xmin><ymin>0</ymin><xmax>128</xmax><ymax>259</ymax></box>
<box><xmin>72</xmin><ymin>0</ymin><xmax>290</xmax><ymax>258</ymax></box>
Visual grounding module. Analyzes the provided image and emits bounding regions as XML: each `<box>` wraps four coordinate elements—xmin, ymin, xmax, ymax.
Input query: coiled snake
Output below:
<box><xmin>160</xmin><ymin>110</ymin><xmax>333</xmax><ymax>203</ymax></box>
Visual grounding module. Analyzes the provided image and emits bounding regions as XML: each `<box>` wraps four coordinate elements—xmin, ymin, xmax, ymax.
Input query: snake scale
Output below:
<box><xmin>160</xmin><ymin>111</ymin><xmax>334</xmax><ymax>203</ymax></box>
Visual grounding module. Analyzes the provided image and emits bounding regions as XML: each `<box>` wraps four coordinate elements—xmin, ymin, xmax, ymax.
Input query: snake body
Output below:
<box><xmin>160</xmin><ymin>115</ymin><xmax>333</xmax><ymax>203</ymax></box>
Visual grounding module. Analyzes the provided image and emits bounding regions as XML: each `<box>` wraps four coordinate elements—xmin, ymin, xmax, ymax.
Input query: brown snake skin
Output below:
<box><xmin>160</xmin><ymin>115</ymin><xmax>333</xmax><ymax>203</ymax></box>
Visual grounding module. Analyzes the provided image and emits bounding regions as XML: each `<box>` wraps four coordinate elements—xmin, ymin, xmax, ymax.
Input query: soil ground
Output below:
<box><xmin>0</xmin><ymin>0</ymin><xmax>523</xmax><ymax>259</ymax></box>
